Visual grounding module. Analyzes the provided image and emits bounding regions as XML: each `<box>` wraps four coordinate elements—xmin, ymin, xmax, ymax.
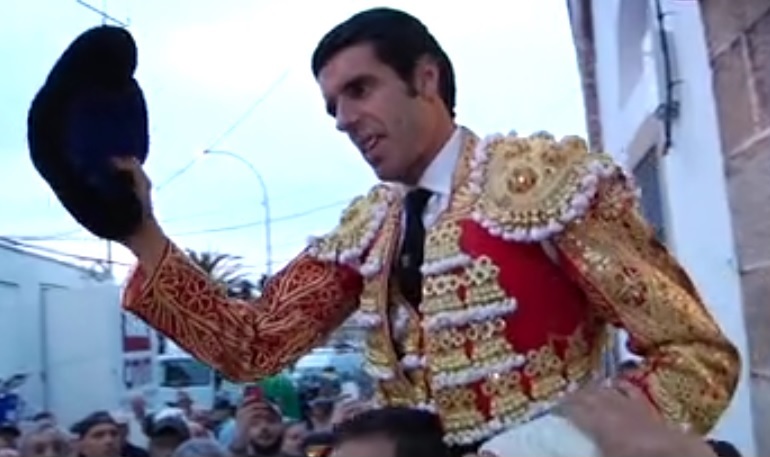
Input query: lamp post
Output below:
<box><xmin>202</xmin><ymin>149</ymin><xmax>273</xmax><ymax>276</ymax></box>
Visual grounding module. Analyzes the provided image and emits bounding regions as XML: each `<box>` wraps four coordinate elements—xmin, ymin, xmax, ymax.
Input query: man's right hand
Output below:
<box><xmin>112</xmin><ymin>157</ymin><xmax>168</xmax><ymax>271</ymax></box>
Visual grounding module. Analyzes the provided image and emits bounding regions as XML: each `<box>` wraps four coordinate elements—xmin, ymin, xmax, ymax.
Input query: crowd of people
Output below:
<box><xmin>0</xmin><ymin>376</ymin><xmax>745</xmax><ymax>457</ymax></box>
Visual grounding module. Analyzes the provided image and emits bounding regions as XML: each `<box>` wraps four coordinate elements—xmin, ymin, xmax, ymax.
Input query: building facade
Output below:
<box><xmin>567</xmin><ymin>0</ymin><xmax>766</xmax><ymax>454</ymax></box>
<box><xmin>0</xmin><ymin>240</ymin><xmax>156</xmax><ymax>427</ymax></box>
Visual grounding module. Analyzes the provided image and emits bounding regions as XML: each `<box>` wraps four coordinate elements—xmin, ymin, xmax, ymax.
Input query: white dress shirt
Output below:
<box><xmin>405</xmin><ymin>126</ymin><xmax>464</xmax><ymax>229</ymax></box>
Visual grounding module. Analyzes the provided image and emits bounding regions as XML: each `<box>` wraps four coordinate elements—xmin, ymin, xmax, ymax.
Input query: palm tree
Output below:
<box><xmin>185</xmin><ymin>249</ymin><xmax>256</xmax><ymax>297</ymax></box>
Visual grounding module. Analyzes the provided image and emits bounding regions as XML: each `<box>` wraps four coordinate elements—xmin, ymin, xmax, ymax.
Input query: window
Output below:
<box><xmin>160</xmin><ymin>358</ymin><xmax>212</xmax><ymax>388</ymax></box>
<box><xmin>632</xmin><ymin>146</ymin><xmax>666</xmax><ymax>243</ymax></box>
<box><xmin>617</xmin><ymin>0</ymin><xmax>651</xmax><ymax>107</ymax></box>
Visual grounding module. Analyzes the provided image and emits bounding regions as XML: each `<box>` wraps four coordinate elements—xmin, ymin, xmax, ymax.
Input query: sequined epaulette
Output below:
<box><xmin>307</xmin><ymin>184</ymin><xmax>397</xmax><ymax>275</ymax></box>
<box><xmin>469</xmin><ymin>131</ymin><xmax>636</xmax><ymax>242</ymax></box>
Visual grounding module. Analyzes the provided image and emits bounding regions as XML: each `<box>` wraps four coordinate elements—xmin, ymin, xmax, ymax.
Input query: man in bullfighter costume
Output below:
<box><xmin>28</xmin><ymin>8</ymin><xmax>739</xmax><ymax>457</ymax></box>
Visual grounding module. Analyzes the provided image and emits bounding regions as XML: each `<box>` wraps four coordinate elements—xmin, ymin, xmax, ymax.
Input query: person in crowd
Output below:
<box><xmin>0</xmin><ymin>423</ymin><xmax>19</xmax><ymax>450</ymax></box>
<box><xmin>170</xmin><ymin>438</ymin><xmax>229</xmax><ymax>457</ymax></box>
<box><xmin>306</xmin><ymin>399</ymin><xmax>335</xmax><ymax>433</ymax></box>
<box><xmin>331</xmin><ymin>407</ymin><xmax>449</xmax><ymax>457</ymax></box>
<box><xmin>70</xmin><ymin>411</ymin><xmax>121</xmax><ymax>457</ymax></box>
<box><xmin>209</xmin><ymin>397</ymin><xmax>237</xmax><ymax>446</ymax></box>
<box><xmin>281</xmin><ymin>421</ymin><xmax>309</xmax><ymax>457</ymax></box>
<box><xmin>258</xmin><ymin>373</ymin><xmax>302</xmax><ymax>421</ymax></box>
<box><xmin>554</xmin><ymin>380</ymin><xmax>738</xmax><ymax>457</ymax></box>
<box><xmin>111</xmin><ymin>410</ymin><xmax>149</xmax><ymax>457</ymax></box>
<box><xmin>143</xmin><ymin>408</ymin><xmax>191</xmax><ymax>457</ymax></box>
<box><xmin>229</xmin><ymin>396</ymin><xmax>287</xmax><ymax>457</ymax></box>
<box><xmin>15</xmin><ymin>422</ymin><xmax>73</xmax><ymax>457</ymax></box>
<box><xmin>30</xmin><ymin>413</ymin><xmax>55</xmax><ymax>428</ymax></box>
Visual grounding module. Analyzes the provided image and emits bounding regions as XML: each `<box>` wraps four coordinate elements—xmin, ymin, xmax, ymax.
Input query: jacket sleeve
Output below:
<box><xmin>123</xmin><ymin>242</ymin><xmax>363</xmax><ymax>382</ymax></box>
<box><xmin>553</xmin><ymin>162</ymin><xmax>740</xmax><ymax>434</ymax></box>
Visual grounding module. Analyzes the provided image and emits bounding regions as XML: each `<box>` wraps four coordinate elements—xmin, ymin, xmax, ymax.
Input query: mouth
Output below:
<box><xmin>358</xmin><ymin>135</ymin><xmax>382</xmax><ymax>154</ymax></box>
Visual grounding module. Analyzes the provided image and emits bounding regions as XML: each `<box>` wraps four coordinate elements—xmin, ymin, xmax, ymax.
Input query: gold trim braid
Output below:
<box><xmin>552</xmin><ymin>153</ymin><xmax>740</xmax><ymax>433</ymax></box>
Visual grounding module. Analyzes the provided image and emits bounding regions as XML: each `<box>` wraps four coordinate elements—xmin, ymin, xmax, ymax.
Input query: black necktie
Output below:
<box><xmin>398</xmin><ymin>188</ymin><xmax>432</xmax><ymax>307</ymax></box>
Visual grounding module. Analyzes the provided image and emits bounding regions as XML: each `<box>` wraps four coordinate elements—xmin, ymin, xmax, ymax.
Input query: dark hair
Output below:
<box><xmin>70</xmin><ymin>411</ymin><xmax>116</xmax><ymax>437</ymax></box>
<box><xmin>32</xmin><ymin>411</ymin><xmax>54</xmax><ymax>421</ymax></box>
<box><xmin>311</xmin><ymin>7</ymin><xmax>456</xmax><ymax>117</ymax></box>
<box><xmin>333</xmin><ymin>407</ymin><xmax>449</xmax><ymax>457</ymax></box>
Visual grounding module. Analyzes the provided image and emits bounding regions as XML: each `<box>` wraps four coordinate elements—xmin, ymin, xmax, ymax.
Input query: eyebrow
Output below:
<box><xmin>325</xmin><ymin>75</ymin><xmax>372</xmax><ymax>117</ymax></box>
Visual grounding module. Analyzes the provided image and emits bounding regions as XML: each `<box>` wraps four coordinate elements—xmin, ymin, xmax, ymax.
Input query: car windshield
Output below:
<box><xmin>160</xmin><ymin>358</ymin><xmax>212</xmax><ymax>388</ymax></box>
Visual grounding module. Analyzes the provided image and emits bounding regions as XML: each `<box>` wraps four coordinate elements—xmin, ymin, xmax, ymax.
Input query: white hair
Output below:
<box><xmin>18</xmin><ymin>423</ymin><xmax>73</xmax><ymax>455</ymax></box>
<box><xmin>170</xmin><ymin>438</ymin><xmax>229</xmax><ymax>457</ymax></box>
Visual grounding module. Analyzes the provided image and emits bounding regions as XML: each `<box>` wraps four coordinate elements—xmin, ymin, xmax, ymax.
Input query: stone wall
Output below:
<box><xmin>700</xmin><ymin>0</ymin><xmax>770</xmax><ymax>452</ymax></box>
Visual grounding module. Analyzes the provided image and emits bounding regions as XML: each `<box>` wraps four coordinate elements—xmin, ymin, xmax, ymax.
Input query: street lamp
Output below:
<box><xmin>202</xmin><ymin>149</ymin><xmax>273</xmax><ymax>276</ymax></box>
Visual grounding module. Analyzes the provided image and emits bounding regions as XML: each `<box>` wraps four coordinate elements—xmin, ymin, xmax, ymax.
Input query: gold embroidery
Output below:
<box><xmin>359</xmin><ymin>280</ymin><xmax>379</xmax><ymax>314</ymax></box>
<box><xmin>435</xmin><ymin>386</ymin><xmax>485</xmax><ymax>434</ymax></box>
<box><xmin>422</xmin><ymin>221</ymin><xmax>471</xmax><ymax>275</ymax></box>
<box><xmin>562</xmin><ymin>327</ymin><xmax>593</xmax><ymax>383</ymax></box>
<box><xmin>465</xmin><ymin>256</ymin><xmax>507</xmax><ymax>305</ymax></box>
<box><xmin>422</xmin><ymin>273</ymin><xmax>466</xmax><ymax>314</ymax></box>
<box><xmin>428</xmin><ymin>327</ymin><xmax>470</xmax><ymax>371</ymax></box>
<box><xmin>481</xmin><ymin>372</ymin><xmax>529</xmax><ymax>418</ymax></box>
<box><xmin>523</xmin><ymin>345</ymin><xmax>567</xmax><ymax>400</ymax></box>
<box><xmin>123</xmin><ymin>244</ymin><xmax>362</xmax><ymax>382</ymax></box>
<box><xmin>470</xmin><ymin>132</ymin><xmax>619</xmax><ymax>242</ymax></box>
<box><xmin>309</xmin><ymin>184</ymin><xmax>394</xmax><ymax>265</ymax></box>
<box><xmin>467</xmin><ymin>318</ymin><xmax>515</xmax><ymax>366</ymax></box>
<box><xmin>552</xmin><ymin>154</ymin><xmax>740</xmax><ymax>433</ymax></box>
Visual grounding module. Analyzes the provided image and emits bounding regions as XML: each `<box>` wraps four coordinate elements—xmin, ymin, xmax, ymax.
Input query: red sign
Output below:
<box><xmin>122</xmin><ymin>313</ymin><xmax>152</xmax><ymax>352</ymax></box>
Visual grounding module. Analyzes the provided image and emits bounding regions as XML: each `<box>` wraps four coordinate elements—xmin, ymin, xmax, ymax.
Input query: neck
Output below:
<box><xmin>405</xmin><ymin>119</ymin><xmax>456</xmax><ymax>186</ymax></box>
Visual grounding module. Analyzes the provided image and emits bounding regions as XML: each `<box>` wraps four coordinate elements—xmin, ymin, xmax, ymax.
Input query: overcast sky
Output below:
<box><xmin>0</xmin><ymin>0</ymin><xmax>586</xmax><ymax>281</ymax></box>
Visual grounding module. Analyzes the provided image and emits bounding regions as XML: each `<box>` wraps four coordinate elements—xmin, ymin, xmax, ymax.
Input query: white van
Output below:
<box><xmin>156</xmin><ymin>353</ymin><xmax>215</xmax><ymax>410</ymax></box>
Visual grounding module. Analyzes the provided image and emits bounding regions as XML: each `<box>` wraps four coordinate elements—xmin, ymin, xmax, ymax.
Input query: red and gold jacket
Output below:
<box><xmin>123</xmin><ymin>130</ymin><xmax>739</xmax><ymax>446</ymax></box>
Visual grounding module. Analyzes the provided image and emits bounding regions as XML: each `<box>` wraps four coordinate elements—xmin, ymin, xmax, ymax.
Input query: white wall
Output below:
<box><xmin>0</xmin><ymin>242</ymin><xmax>123</xmax><ymax>424</ymax></box>
<box><xmin>589</xmin><ymin>0</ymin><xmax>754</xmax><ymax>454</ymax></box>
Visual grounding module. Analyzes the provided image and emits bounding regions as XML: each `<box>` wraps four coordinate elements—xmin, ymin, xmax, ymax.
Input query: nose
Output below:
<box><xmin>335</xmin><ymin>99</ymin><xmax>360</xmax><ymax>132</ymax></box>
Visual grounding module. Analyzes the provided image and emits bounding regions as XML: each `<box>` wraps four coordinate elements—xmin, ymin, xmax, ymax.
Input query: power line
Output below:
<box><xmin>4</xmin><ymin>198</ymin><xmax>350</xmax><ymax>242</ymax></box>
<box><xmin>169</xmin><ymin>199</ymin><xmax>348</xmax><ymax>236</ymax></box>
<box><xmin>0</xmin><ymin>236</ymin><xmax>131</xmax><ymax>266</ymax></box>
<box><xmin>154</xmin><ymin>69</ymin><xmax>293</xmax><ymax>192</ymax></box>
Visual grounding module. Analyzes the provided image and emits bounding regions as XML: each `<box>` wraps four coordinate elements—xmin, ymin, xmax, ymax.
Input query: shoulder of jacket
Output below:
<box><xmin>470</xmin><ymin>130</ymin><xmax>636</xmax><ymax>242</ymax></box>
<box><xmin>307</xmin><ymin>183</ymin><xmax>399</xmax><ymax>264</ymax></box>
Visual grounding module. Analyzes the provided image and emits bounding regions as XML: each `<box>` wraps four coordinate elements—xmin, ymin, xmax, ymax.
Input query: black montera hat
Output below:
<box><xmin>27</xmin><ymin>25</ymin><xmax>149</xmax><ymax>241</ymax></box>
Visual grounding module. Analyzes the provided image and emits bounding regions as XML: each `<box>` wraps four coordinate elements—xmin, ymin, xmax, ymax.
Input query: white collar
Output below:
<box><xmin>416</xmin><ymin>126</ymin><xmax>463</xmax><ymax>195</ymax></box>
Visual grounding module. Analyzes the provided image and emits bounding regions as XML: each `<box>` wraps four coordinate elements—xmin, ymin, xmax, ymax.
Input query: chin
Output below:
<box><xmin>372</xmin><ymin>166</ymin><xmax>403</xmax><ymax>183</ymax></box>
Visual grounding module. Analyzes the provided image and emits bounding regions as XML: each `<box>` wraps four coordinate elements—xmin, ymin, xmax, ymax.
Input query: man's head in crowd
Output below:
<box><xmin>70</xmin><ymin>411</ymin><xmax>120</xmax><ymax>457</ymax></box>
<box><xmin>17</xmin><ymin>423</ymin><xmax>72</xmax><ymax>457</ymax></box>
<box><xmin>31</xmin><ymin>412</ymin><xmax>56</xmax><ymax>428</ymax></box>
<box><xmin>110</xmin><ymin>410</ymin><xmax>133</xmax><ymax>447</ymax></box>
<box><xmin>0</xmin><ymin>423</ymin><xmax>19</xmax><ymax>450</ymax></box>
<box><xmin>144</xmin><ymin>408</ymin><xmax>191</xmax><ymax>457</ymax></box>
<box><xmin>244</xmin><ymin>399</ymin><xmax>284</xmax><ymax>455</ymax></box>
<box><xmin>331</xmin><ymin>407</ymin><xmax>449</xmax><ymax>457</ymax></box>
<box><xmin>282</xmin><ymin>420</ymin><xmax>309</xmax><ymax>457</ymax></box>
<box><xmin>208</xmin><ymin>397</ymin><xmax>234</xmax><ymax>429</ymax></box>
<box><xmin>170</xmin><ymin>438</ymin><xmax>229</xmax><ymax>457</ymax></box>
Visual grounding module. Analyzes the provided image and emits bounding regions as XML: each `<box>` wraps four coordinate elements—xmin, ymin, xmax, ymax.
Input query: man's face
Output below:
<box><xmin>318</xmin><ymin>43</ymin><xmax>439</xmax><ymax>184</ymax></box>
<box><xmin>19</xmin><ymin>429</ymin><xmax>70</xmax><ymax>457</ymax></box>
<box><xmin>79</xmin><ymin>423</ymin><xmax>119</xmax><ymax>457</ymax></box>
<box><xmin>331</xmin><ymin>436</ymin><xmax>395</xmax><ymax>457</ymax></box>
<box><xmin>247</xmin><ymin>409</ymin><xmax>283</xmax><ymax>448</ymax></box>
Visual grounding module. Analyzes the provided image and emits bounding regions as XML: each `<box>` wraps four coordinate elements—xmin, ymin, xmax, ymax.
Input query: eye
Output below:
<box><xmin>347</xmin><ymin>80</ymin><xmax>369</xmax><ymax>99</ymax></box>
<box><xmin>345</xmin><ymin>76</ymin><xmax>376</xmax><ymax>101</ymax></box>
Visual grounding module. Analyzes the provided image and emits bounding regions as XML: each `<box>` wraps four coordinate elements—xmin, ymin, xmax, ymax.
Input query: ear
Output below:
<box><xmin>413</xmin><ymin>57</ymin><xmax>441</xmax><ymax>99</ymax></box>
